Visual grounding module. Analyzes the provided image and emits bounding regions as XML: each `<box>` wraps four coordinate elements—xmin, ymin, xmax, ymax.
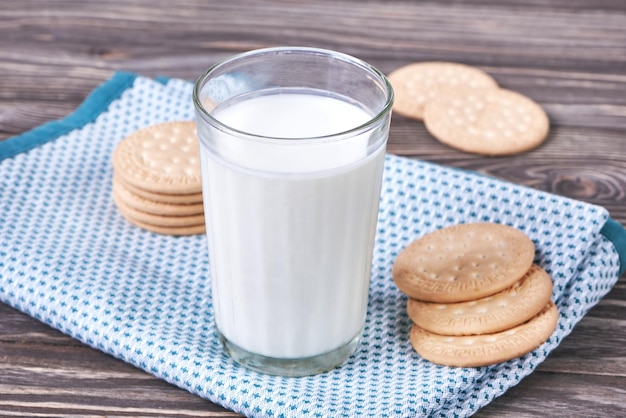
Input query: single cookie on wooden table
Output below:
<box><xmin>387</xmin><ymin>62</ymin><xmax>499</xmax><ymax>120</ymax></box>
<box><xmin>392</xmin><ymin>222</ymin><xmax>536</xmax><ymax>303</ymax></box>
<box><xmin>409</xmin><ymin>301</ymin><xmax>559</xmax><ymax>367</ymax></box>
<box><xmin>422</xmin><ymin>88</ymin><xmax>550</xmax><ymax>156</ymax></box>
<box><xmin>407</xmin><ymin>264</ymin><xmax>553</xmax><ymax>335</ymax></box>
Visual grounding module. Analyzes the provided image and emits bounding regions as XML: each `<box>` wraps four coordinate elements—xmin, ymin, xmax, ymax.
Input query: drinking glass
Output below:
<box><xmin>193</xmin><ymin>47</ymin><xmax>394</xmax><ymax>376</ymax></box>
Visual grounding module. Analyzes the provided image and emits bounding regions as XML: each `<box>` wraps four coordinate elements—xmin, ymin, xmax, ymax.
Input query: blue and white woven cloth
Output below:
<box><xmin>1</xmin><ymin>73</ymin><xmax>625</xmax><ymax>417</ymax></box>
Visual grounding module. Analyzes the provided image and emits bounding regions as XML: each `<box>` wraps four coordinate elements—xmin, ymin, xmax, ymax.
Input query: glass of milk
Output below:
<box><xmin>193</xmin><ymin>47</ymin><xmax>393</xmax><ymax>376</ymax></box>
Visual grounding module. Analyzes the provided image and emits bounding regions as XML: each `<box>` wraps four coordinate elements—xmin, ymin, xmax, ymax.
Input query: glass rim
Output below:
<box><xmin>192</xmin><ymin>46</ymin><xmax>394</xmax><ymax>143</ymax></box>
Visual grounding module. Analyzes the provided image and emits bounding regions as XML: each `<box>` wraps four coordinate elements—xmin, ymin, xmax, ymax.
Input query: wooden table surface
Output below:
<box><xmin>1</xmin><ymin>0</ymin><xmax>625</xmax><ymax>416</ymax></box>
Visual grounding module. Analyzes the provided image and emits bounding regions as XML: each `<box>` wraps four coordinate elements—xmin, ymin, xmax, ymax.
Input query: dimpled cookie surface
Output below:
<box><xmin>392</xmin><ymin>222</ymin><xmax>536</xmax><ymax>303</ymax></box>
<box><xmin>112</xmin><ymin>120</ymin><xmax>202</xmax><ymax>194</ymax></box>
<box><xmin>388</xmin><ymin>62</ymin><xmax>498</xmax><ymax>120</ymax></box>
<box><xmin>407</xmin><ymin>264</ymin><xmax>553</xmax><ymax>335</ymax></box>
<box><xmin>423</xmin><ymin>88</ymin><xmax>549</xmax><ymax>156</ymax></box>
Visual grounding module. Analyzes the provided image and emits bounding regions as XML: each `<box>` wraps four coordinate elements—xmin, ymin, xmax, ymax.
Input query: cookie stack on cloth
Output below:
<box><xmin>393</xmin><ymin>222</ymin><xmax>558</xmax><ymax>367</ymax></box>
<box><xmin>112</xmin><ymin>121</ymin><xmax>206</xmax><ymax>236</ymax></box>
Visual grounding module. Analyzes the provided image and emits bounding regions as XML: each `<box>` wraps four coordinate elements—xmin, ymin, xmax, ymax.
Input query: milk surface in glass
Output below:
<box><xmin>200</xmin><ymin>88</ymin><xmax>387</xmax><ymax>359</ymax></box>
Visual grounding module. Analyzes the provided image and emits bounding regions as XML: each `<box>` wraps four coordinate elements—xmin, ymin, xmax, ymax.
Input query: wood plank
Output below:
<box><xmin>0</xmin><ymin>303</ymin><xmax>237</xmax><ymax>417</ymax></box>
<box><xmin>476</xmin><ymin>372</ymin><xmax>626</xmax><ymax>417</ymax></box>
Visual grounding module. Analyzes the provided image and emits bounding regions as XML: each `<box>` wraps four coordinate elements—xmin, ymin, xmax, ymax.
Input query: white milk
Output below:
<box><xmin>199</xmin><ymin>90</ymin><xmax>386</xmax><ymax>359</ymax></box>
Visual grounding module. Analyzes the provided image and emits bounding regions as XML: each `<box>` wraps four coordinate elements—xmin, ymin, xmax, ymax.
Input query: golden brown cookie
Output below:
<box><xmin>407</xmin><ymin>264</ymin><xmax>553</xmax><ymax>335</ymax></box>
<box><xmin>423</xmin><ymin>88</ymin><xmax>549</xmax><ymax>156</ymax></box>
<box><xmin>112</xmin><ymin>178</ymin><xmax>204</xmax><ymax>217</ymax></box>
<box><xmin>113</xmin><ymin>189</ymin><xmax>204</xmax><ymax>227</ymax></box>
<box><xmin>117</xmin><ymin>213</ymin><xmax>206</xmax><ymax>236</ymax></box>
<box><xmin>392</xmin><ymin>223</ymin><xmax>535</xmax><ymax>303</ymax></box>
<box><xmin>112</xmin><ymin>121</ymin><xmax>202</xmax><ymax>194</ymax></box>
<box><xmin>409</xmin><ymin>301</ymin><xmax>558</xmax><ymax>367</ymax></box>
<box><xmin>388</xmin><ymin>62</ymin><xmax>498</xmax><ymax>120</ymax></box>
<box><xmin>113</xmin><ymin>173</ymin><xmax>204</xmax><ymax>204</ymax></box>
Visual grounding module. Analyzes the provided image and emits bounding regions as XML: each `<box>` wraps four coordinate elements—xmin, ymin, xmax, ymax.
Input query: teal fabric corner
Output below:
<box><xmin>601</xmin><ymin>218</ymin><xmax>626</xmax><ymax>276</ymax></box>
<box><xmin>0</xmin><ymin>71</ymin><xmax>138</xmax><ymax>160</ymax></box>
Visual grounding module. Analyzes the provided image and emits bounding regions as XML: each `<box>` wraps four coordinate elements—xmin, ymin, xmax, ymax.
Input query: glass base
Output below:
<box><xmin>218</xmin><ymin>330</ymin><xmax>362</xmax><ymax>377</ymax></box>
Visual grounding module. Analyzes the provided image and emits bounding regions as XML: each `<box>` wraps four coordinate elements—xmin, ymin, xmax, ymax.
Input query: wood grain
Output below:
<box><xmin>1</xmin><ymin>0</ymin><xmax>625</xmax><ymax>416</ymax></box>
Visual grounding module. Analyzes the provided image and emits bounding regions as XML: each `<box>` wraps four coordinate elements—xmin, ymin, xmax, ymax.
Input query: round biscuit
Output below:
<box><xmin>114</xmin><ymin>173</ymin><xmax>204</xmax><ymax>204</ymax></box>
<box><xmin>387</xmin><ymin>62</ymin><xmax>498</xmax><ymax>120</ymax></box>
<box><xmin>118</xmin><ymin>213</ymin><xmax>206</xmax><ymax>236</ymax></box>
<box><xmin>407</xmin><ymin>264</ymin><xmax>553</xmax><ymax>335</ymax></box>
<box><xmin>113</xmin><ymin>188</ymin><xmax>205</xmax><ymax>228</ymax></box>
<box><xmin>392</xmin><ymin>222</ymin><xmax>535</xmax><ymax>303</ymax></box>
<box><xmin>423</xmin><ymin>88</ymin><xmax>550</xmax><ymax>156</ymax></box>
<box><xmin>114</xmin><ymin>196</ymin><xmax>205</xmax><ymax>236</ymax></box>
<box><xmin>409</xmin><ymin>301</ymin><xmax>558</xmax><ymax>367</ymax></box>
<box><xmin>112</xmin><ymin>178</ymin><xmax>204</xmax><ymax>217</ymax></box>
<box><xmin>112</xmin><ymin>121</ymin><xmax>202</xmax><ymax>194</ymax></box>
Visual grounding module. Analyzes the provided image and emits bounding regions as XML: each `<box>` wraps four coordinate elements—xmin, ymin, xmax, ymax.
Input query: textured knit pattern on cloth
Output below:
<box><xmin>0</xmin><ymin>73</ymin><xmax>624</xmax><ymax>418</ymax></box>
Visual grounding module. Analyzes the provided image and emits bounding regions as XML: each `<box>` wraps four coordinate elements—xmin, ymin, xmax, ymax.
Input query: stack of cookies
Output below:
<box><xmin>392</xmin><ymin>222</ymin><xmax>558</xmax><ymax>367</ymax></box>
<box><xmin>112</xmin><ymin>121</ymin><xmax>206</xmax><ymax>236</ymax></box>
<box><xmin>387</xmin><ymin>62</ymin><xmax>550</xmax><ymax>156</ymax></box>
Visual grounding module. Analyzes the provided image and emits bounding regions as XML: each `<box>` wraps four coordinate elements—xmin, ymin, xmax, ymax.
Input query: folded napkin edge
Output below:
<box><xmin>601</xmin><ymin>218</ymin><xmax>626</xmax><ymax>276</ymax></box>
<box><xmin>0</xmin><ymin>71</ymin><xmax>139</xmax><ymax>160</ymax></box>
